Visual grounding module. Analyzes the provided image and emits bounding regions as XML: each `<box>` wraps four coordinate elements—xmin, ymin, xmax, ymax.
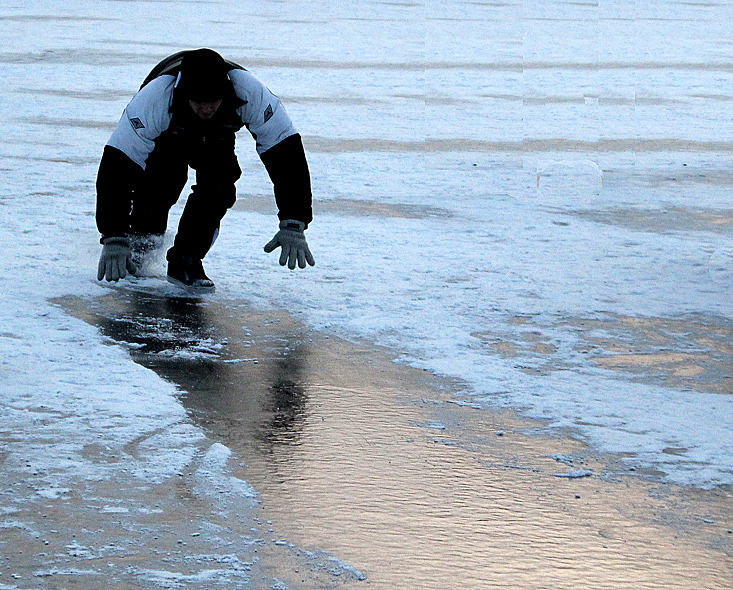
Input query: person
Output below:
<box><xmin>96</xmin><ymin>48</ymin><xmax>315</xmax><ymax>292</ymax></box>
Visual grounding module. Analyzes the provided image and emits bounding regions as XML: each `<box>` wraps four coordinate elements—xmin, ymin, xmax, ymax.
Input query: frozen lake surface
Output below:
<box><xmin>1</xmin><ymin>0</ymin><xmax>732</xmax><ymax>587</ymax></box>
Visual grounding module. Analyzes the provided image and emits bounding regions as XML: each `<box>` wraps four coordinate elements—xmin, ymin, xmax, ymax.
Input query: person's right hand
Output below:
<box><xmin>97</xmin><ymin>237</ymin><xmax>137</xmax><ymax>281</ymax></box>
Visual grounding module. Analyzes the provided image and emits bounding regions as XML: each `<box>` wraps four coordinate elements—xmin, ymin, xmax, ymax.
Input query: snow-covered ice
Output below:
<box><xmin>0</xmin><ymin>6</ymin><xmax>732</xmax><ymax>583</ymax></box>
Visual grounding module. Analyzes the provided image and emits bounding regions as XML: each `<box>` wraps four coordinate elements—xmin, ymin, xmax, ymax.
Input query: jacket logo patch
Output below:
<box><xmin>263</xmin><ymin>104</ymin><xmax>273</xmax><ymax>123</ymax></box>
<box><xmin>129</xmin><ymin>117</ymin><xmax>145</xmax><ymax>130</ymax></box>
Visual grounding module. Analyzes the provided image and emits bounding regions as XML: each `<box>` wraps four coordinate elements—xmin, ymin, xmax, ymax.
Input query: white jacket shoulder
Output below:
<box><xmin>107</xmin><ymin>75</ymin><xmax>175</xmax><ymax>168</ymax></box>
<box><xmin>229</xmin><ymin>69</ymin><xmax>297</xmax><ymax>154</ymax></box>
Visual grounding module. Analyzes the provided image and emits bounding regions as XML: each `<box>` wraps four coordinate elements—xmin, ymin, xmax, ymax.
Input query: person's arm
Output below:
<box><xmin>94</xmin><ymin>146</ymin><xmax>142</xmax><ymax>281</ymax></box>
<box><xmin>259</xmin><ymin>134</ymin><xmax>313</xmax><ymax>227</ymax></box>
<box><xmin>97</xmin><ymin>76</ymin><xmax>174</xmax><ymax>237</ymax></box>
<box><xmin>260</xmin><ymin>136</ymin><xmax>316</xmax><ymax>268</ymax></box>
<box><xmin>230</xmin><ymin>69</ymin><xmax>315</xmax><ymax>268</ymax></box>
<box><xmin>95</xmin><ymin>145</ymin><xmax>143</xmax><ymax>239</ymax></box>
<box><xmin>95</xmin><ymin>76</ymin><xmax>173</xmax><ymax>280</ymax></box>
<box><xmin>230</xmin><ymin>69</ymin><xmax>312</xmax><ymax>223</ymax></box>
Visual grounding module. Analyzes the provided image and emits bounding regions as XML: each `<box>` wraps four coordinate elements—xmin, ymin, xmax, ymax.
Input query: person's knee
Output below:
<box><xmin>220</xmin><ymin>183</ymin><xmax>237</xmax><ymax>209</ymax></box>
<box><xmin>191</xmin><ymin>182</ymin><xmax>237</xmax><ymax>210</ymax></box>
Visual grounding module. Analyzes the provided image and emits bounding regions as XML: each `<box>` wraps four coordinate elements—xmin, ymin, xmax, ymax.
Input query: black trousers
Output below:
<box><xmin>129</xmin><ymin>131</ymin><xmax>241</xmax><ymax>260</ymax></box>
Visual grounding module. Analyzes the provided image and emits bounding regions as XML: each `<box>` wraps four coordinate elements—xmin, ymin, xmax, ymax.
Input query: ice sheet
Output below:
<box><xmin>0</xmin><ymin>0</ymin><xmax>731</xmax><ymax>533</ymax></box>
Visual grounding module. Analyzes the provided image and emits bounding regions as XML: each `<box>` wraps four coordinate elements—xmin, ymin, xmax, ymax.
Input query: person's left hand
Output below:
<box><xmin>264</xmin><ymin>220</ymin><xmax>315</xmax><ymax>269</ymax></box>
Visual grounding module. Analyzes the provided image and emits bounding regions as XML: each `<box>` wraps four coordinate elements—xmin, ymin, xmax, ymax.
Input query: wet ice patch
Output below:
<box><xmin>194</xmin><ymin>443</ymin><xmax>257</xmax><ymax>502</ymax></box>
<box><xmin>535</xmin><ymin>159</ymin><xmax>604</xmax><ymax>207</ymax></box>
<box><xmin>34</xmin><ymin>567</ymin><xmax>100</xmax><ymax>577</ymax></box>
<box><xmin>297</xmin><ymin>549</ymin><xmax>367</xmax><ymax>581</ymax></box>
<box><xmin>415</xmin><ymin>420</ymin><xmax>446</xmax><ymax>431</ymax></box>
<box><xmin>169</xmin><ymin>554</ymin><xmax>256</xmax><ymax>585</ymax></box>
<box><xmin>129</xmin><ymin>423</ymin><xmax>206</xmax><ymax>484</ymax></box>
<box><xmin>99</xmin><ymin>505</ymin><xmax>129</xmax><ymax>513</ymax></box>
<box><xmin>323</xmin><ymin>556</ymin><xmax>367</xmax><ymax>581</ymax></box>
<box><xmin>36</xmin><ymin>486</ymin><xmax>71</xmax><ymax>499</ymax></box>
<box><xmin>708</xmin><ymin>247</ymin><xmax>733</xmax><ymax>287</ymax></box>
<box><xmin>554</xmin><ymin>468</ymin><xmax>594</xmax><ymax>479</ymax></box>
<box><xmin>156</xmin><ymin>344</ymin><xmax>222</xmax><ymax>360</ymax></box>
<box><xmin>135</xmin><ymin>566</ymin><xmax>248</xmax><ymax>588</ymax></box>
<box><xmin>66</xmin><ymin>541</ymin><xmax>95</xmax><ymax>558</ymax></box>
<box><xmin>0</xmin><ymin>520</ymin><xmax>38</xmax><ymax>536</ymax></box>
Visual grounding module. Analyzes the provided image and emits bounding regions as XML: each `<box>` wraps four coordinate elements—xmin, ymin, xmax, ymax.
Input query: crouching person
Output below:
<box><xmin>96</xmin><ymin>48</ymin><xmax>314</xmax><ymax>292</ymax></box>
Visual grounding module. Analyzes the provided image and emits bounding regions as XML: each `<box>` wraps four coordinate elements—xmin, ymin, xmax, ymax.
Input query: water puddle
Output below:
<box><xmin>473</xmin><ymin>312</ymin><xmax>733</xmax><ymax>395</ymax></box>
<box><xmin>55</xmin><ymin>290</ymin><xmax>733</xmax><ymax>589</ymax></box>
<box><xmin>231</xmin><ymin>193</ymin><xmax>453</xmax><ymax>219</ymax></box>
<box><xmin>573</xmin><ymin>206</ymin><xmax>733</xmax><ymax>236</ymax></box>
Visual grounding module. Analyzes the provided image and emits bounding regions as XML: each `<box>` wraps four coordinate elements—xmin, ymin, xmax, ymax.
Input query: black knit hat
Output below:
<box><xmin>177</xmin><ymin>48</ymin><xmax>230</xmax><ymax>101</ymax></box>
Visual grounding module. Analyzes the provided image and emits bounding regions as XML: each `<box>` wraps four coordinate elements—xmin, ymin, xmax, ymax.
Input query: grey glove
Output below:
<box><xmin>264</xmin><ymin>220</ymin><xmax>315</xmax><ymax>269</ymax></box>
<box><xmin>97</xmin><ymin>237</ymin><xmax>137</xmax><ymax>281</ymax></box>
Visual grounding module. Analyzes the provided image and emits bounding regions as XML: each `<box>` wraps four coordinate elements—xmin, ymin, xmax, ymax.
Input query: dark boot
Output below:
<box><xmin>166</xmin><ymin>249</ymin><xmax>215</xmax><ymax>293</ymax></box>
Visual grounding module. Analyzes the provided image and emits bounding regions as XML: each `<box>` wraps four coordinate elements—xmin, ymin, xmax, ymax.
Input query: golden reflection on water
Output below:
<box><xmin>238</xmin><ymin>379</ymin><xmax>731</xmax><ymax>590</ymax></box>
<box><xmin>58</xmin><ymin>292</ymin><xmax>733</xmax><ymax>590</ymax></box>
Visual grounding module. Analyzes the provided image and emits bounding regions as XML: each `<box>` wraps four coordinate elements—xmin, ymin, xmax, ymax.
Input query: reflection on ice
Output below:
<box><xmin>5</xmin><ymin>0</ymin><xmax>733</xmax><ymax>585</ymax></box>
<box><xmin>57</xmin><ymin>291</ymin><xmax>733</xmax><ymax>589</ymax></box>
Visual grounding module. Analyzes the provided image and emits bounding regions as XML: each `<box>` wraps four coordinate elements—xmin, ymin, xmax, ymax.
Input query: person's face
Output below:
<box><xmin>188</xmin><ymin>98</ymin><xmax>223</xmax><ymax>120</ymax></box>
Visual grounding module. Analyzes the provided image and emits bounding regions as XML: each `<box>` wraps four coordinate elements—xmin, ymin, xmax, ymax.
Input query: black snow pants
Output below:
<box><xmin>129</xmin><ymin>129</ymin><xmax>241</xmax><ymax>260</ymax></box>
